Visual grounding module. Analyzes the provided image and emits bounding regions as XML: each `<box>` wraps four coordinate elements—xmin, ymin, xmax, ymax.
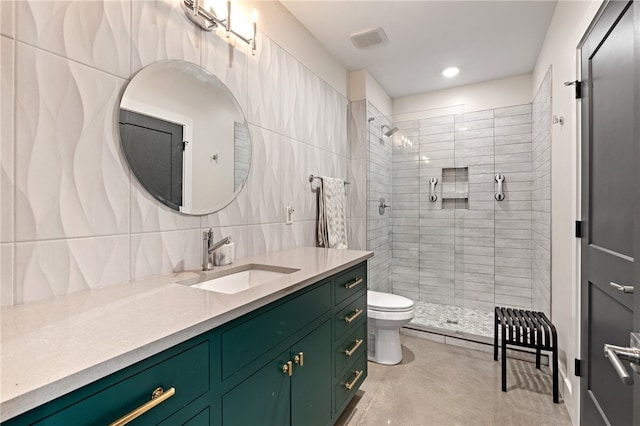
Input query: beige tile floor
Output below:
<box><xmin>336</xmin><ymin>334</ymin><xmax>572</xmax><ymax>426</ymax></box>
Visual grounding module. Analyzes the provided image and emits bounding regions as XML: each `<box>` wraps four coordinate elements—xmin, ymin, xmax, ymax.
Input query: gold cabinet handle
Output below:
<box><xmin>109</xmin><ymin>387</ymin><xmax>175</xmax><ymax>426</ymax></box>
<box><xmin>282</xmin><ymin>360</ymin><xmax>293</xmax><ymax>377</ymax></box>
<box><xmin>344</xmin><ymin>370</ymin><xmax>364</xmax><ymax>390</ymax></box>
<box><xmin>294</xmin><ymin>352</ymin><xmax>304</xmax><ymax>367</ymax></box>
<box><xmin>344</xmin><ymin>277</ymin><xmax>363</xmax><ymax>289</ymax></box>
<box><xmin>344</xmin><ymin>308</ymin><xmax>363</xmax><ymax>323</ymax></box>
<box><xmin>344</xmin><ymin>339</ymin><xmax>363</xmax><ymax>357</ymax></box>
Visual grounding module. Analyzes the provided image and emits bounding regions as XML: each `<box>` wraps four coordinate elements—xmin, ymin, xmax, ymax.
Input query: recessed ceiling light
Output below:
<box><xmin>442</xmin><ymin>67</ymin><xmax>460</xmax><ymax>78</ymax></box>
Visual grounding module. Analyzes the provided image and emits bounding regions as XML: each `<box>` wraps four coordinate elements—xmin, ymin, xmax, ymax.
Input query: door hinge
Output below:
<box><xmin>575</xmin><ymin>358</ymin><xmax>582</xmax><ymax>377</ymax></box>
<box><xmin>575</xmin><ymin>220</ymin><xmax>583</xmax><ymax>238</ymax></box>
<box><xmin>564</xmin><ymin>80</ymin><xmax>582</xmax><ymax>99</ymax></box>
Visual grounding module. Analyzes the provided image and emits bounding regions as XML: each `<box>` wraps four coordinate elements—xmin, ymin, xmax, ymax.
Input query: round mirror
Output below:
<box><xmin>119</xmin><ymin>60</ymin><xmax>250</xmax><ymax>215</ymax></box>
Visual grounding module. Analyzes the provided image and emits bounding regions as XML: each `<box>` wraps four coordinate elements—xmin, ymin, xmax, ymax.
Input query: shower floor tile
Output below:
<box><xmin>410</xmin><ymin>301</ymin><xmax>494</xmax><ymax>338</ymax></box>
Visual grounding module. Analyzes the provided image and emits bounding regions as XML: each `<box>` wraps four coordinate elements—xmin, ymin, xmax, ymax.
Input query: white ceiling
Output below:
<box><xmin>281</xmin><ymin>1</ymin><xmax>558</xmax><ymax>99</ymax></box>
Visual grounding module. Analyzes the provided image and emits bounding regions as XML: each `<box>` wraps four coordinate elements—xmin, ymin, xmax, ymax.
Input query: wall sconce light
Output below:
<box><xmin>182</xmin><ymin>0</ymin><xmax>257</xmax><ymax>55</ymax></box>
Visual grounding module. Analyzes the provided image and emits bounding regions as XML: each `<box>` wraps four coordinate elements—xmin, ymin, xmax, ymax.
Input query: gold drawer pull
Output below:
<box><xmin>344</xmin><ymin>308</ymin><xmax>363</xmax><ymax>323</ymax></box>
<box><xmin>344</xmin><ymin>277</ymin><xmax>363</xmax><ymax>289</ymax></box>
<box><xmin>282</xmin><ymin>360</ymin><xmax>293</xmax><ymax>377</ymax></box>
<box><xmin>109</xmin><ymin>387</ymin><xmax>175</xmax><ymax>426</ymax></box>
<box><xmin>344</xmin><ymin>369</ymin><xmax>364</xmax><ymax>390</ymax></box>
<box><xmin>344</xmin><ymin>339</ymin><xmax>363</xmax><ymax>357</ymax></box>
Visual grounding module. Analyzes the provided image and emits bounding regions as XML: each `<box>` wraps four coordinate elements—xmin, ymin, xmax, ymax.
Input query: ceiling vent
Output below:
<box><xmin>350</xmin><ymin>27</ymin><xmax>388</xmax><ymax>49</ymax></box>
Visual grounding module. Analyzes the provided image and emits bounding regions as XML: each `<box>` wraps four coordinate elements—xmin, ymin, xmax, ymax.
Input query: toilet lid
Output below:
<box><xmin>368</xmin><ymin>290</ymin><xmax>414</xmax><ymax>312</ymax></box>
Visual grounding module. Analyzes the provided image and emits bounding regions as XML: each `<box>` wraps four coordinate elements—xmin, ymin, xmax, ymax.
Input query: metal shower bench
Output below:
<box><xmin>493</xmin><ymin>306</ymin><xmax>559</xmax><ymax>403</ymax></box>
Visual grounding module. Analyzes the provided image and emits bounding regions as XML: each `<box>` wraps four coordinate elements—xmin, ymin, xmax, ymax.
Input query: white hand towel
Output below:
<box><xmin>316</xmin><ymin>177</ymin><xmax>348</xmax><ymax>249</ymax></box>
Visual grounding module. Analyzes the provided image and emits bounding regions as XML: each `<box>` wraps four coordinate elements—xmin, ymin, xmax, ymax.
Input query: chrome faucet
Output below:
<box><xmin>202</xmin><ymin>228</ymin><xmax>231</xmax><ymax>271</ymax></box>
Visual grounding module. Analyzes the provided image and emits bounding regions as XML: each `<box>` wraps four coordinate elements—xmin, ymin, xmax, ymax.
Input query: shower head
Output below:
<box><xmin>381</xmin><ymin>124</ymin><xmax>399</xmax><ymax>137</ymax></box>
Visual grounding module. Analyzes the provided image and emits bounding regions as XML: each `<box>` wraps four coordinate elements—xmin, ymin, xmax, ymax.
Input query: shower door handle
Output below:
<box><xmin>429</xmin><ymin>177</ymin><xmax>438</xmax><ymax>202</ymax></box>
<box><xmin>495</xmin><ymin>174</ymin><xmax>505</xmax><ymax>201</ymax></box>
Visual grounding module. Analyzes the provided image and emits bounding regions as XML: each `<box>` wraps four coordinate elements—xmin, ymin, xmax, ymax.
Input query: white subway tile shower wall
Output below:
<box><xmin>367</xmin><ymin>103</ymin><xmax>392</xmax><ymax>293</ymax></box>
<box><xmin>1</xmin><ymin>0</ymin><xmax>352</xmax><ymax>306</ymax></box>
<box><xmin>531</xmin><ymin>68</ymin><xmax>552</xmax><ymax>317</ymax></box>
<box><xmin>391</xmin><ymin>103</ymin><xmax>550</xmax><ymax>314</ymax></box>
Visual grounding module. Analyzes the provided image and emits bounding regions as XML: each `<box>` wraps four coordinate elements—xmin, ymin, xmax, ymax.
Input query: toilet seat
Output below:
<box><xmin>368</xmin><ymin>290</ymin><xmax>414</xmax><ymax>312</ymax></box>
<box><xmin>367</xmin><ymin>307</ymin><xmax>415</xmax><ymax>321</ymax></box>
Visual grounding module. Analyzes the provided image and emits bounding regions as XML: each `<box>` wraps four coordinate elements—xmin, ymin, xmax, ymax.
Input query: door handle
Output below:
<box><xmin>604</xmin><ymin>343</ymin><xmax>640</xmax><ymax>385</ymax></box>
<box><xmin>609</xmin><ymin>282</ymin><xmax>634</xmax><ymax>293</ymax></box>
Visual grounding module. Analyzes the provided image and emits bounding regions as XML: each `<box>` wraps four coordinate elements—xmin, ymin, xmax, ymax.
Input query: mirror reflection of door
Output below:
<box><xmin>119</xmin><ymin>110</ymin><xmax>184</xmax><ymax>210</ymax></box>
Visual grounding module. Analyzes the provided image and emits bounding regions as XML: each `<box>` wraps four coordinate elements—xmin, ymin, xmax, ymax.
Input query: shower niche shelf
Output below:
<box><xmin>441</xmin><ymin>192</ymin><xmax>469</xmax><ymax>199</ymax></box>
<box><xmin>441</xmin><ymin>167</ymin><xmax>469</xmax><ymax>209</ymax></box>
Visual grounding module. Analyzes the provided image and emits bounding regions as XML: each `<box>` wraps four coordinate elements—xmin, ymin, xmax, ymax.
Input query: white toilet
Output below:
<box><xmin>367</xmin><ymin>290</ymin><xmax>415</xmax><ymax>365</ymax></box>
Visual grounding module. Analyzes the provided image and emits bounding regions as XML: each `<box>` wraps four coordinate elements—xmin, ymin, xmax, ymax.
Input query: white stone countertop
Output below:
<box><xmin>0</xmin><ymin>247</ymin><xmax>372</xmax><ymax>422</ymax></box>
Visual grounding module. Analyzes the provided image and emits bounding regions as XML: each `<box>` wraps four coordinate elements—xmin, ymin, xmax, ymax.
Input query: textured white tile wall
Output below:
<box><xmin>1</xmin><ymin>0</ymin><xmax>353</xmax><ymax>305</ymax></box>
<box><xmin>14</xmin><ymin>44</ymin><xmax>130</xmax><ymax>242</ymax></box>
<box><xmin>17</xmin><ymin>0</ymin><xmax>131</xmax><ymax>78</ymax></box>
<box><xmin>1</xmin><ymin>36</ymin><xmax>14</xmax><ymax>246</ymax></box>
<box><xmin>0</xmin><ymin>0</ymin><xmax>15</xmax><ymax>38</ymax></box>
<box><xmin>346</xmin><ymin>99</ymin><xmax>367</xmax><ymax>251</ymax></box>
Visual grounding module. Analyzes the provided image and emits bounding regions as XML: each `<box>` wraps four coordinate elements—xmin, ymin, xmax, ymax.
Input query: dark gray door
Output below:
<box><xmin>580</xmin><ymin>1</ymin><xmax>639</xmax><ymax>424</ymax></box>
<box><xmin>119</xmin><ymin>110</ymin><xmax>184</xmax><ymax>210</ymax></box>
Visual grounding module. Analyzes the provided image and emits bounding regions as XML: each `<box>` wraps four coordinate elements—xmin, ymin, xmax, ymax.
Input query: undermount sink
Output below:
<box><xmin>178</xmin><ymin>264</ymin><xmax>300</xmax><ymax>294</ymax></box>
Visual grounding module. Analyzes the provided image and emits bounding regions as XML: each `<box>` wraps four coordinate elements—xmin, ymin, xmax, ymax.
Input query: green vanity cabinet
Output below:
<box><xmin>3</xmin><ymin>261</ymin><xmax>368</xmax><ymax>426</ymax></box>
<box><xmin>330</xmin><ymin>265</ymin><xmax>367</xmax><ymax>417</ymax></box>
<box><xmin>221</xmin><ymin>347</ymin><xmax>292</xmax><ymax>425</ymax></box>
<box><xmin>217</xmin><ymin>261</ymin><xmax>367</xmax><ymax>426</ymax></box>
<box><xmin>3</xmin><ymin>336</ymin><xmax>213</xmax><ymax>426</ymax></box>
<box><xmin>290</xmin><ymin>320</ymin><xmax>332</xmax><ymax>425</ymax></box>
<box><xmin>221</xmin><ymin>320</ymin><xmax>332</xmax><ymax>426</ymax></box>
<box><xmin>219</xmin><ymin>282</ymin><xmax>332</xmax><ymax>381</ymax></box>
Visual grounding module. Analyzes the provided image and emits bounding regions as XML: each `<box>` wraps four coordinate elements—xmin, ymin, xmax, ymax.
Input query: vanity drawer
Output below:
<box><xmin>33</xmin><ymin>341</ymin><xmax>209</xmax><ymax>425</ymax></box>
<box><xmin>333</xmin><ymin>263</ymin><xmax>366</xmax><ymax>306</ymax></box>
<box><xmin>221</xmin><ymin>281</ymin><xmax>331</xmax><ymax>379</ymax></box>
<box><xmin>334</xmin><ymin>323</ymin><xmax>366</xmax><ymax>377</ymax></box>
<box><xmin>334</xmin><ymin>353</ymin><xmax>367</xmax><ymax>415</ymax></box>
<box><xmin>334</xmin><ymin>294</ymin><xmax>366</xmax><ymax>342</ymax></box>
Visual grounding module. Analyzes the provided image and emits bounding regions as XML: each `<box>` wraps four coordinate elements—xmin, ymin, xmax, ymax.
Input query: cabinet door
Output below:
<box><xmin>291</xmin><ymin>320</ymin><xmax>332</xmax><ymax>426</ymax></box>
<box><xmin>222</xmin><ymin>349</ymin><xmax>291</xmax><ymax>426</ymax></box>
